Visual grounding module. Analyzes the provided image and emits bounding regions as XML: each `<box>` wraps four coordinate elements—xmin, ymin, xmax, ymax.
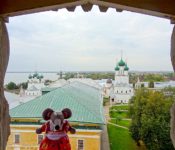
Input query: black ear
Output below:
<box><xmin>42</xmin><ymin>108</ymin><xmax>54</xmax><ymax>120</ymax></box>
<box><xmin>62</xmin><ymin>108</ymin><xmax>72</xmax><ymax>119</ymax></box>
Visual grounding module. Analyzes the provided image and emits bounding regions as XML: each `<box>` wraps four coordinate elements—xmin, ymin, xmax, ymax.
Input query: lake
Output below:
<box><xmin>4</xmin><ymin>72</ymin><xmax>59</xmax><ymax>84</ymax></box>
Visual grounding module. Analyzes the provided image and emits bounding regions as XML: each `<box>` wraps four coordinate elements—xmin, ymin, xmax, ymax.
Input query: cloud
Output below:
<box><xmin>6</xmin><ymin>6</ymin><xmax>174</xmax><ymax>71</ymax></box>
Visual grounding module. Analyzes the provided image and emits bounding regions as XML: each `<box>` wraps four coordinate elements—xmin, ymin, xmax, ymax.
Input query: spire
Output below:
<box><xmin>137</xmin><ymin>77</ymin><xmax>140</xmax><ymax>83</ymax></box>
<box><xmin>121</xmin><ymin>50</ymin><xmax>123</xmax><ymax>59</ymax></box>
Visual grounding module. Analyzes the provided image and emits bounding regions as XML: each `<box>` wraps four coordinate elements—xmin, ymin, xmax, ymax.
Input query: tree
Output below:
<box><xmin>18</xmin><ymin>82</ymin><xmax>28</xmax><ymax>89</ymax></box>
<box><xmin>148</xmin><ymin>81</ymin><xmax>154</xmax><ymax>88</ymax></box>
<box><xmin>6</xmin><ymin>82</ymin><xmax>17</xmax><ymax>90</ymax></box>
<box><xmin>141</xmin><ymin>83</ymin><xmax>145</xmax><ymax>88</ymax></box>
<box><xmin>143</xmin><ymin>74</ymin><xmax>164</xmax><ymax>82</ymax></box>
<box><xmin>115</xmin><ymin>116</ymin><xmax>122</xmax><ymax>124</ymax></box>
<box><xmin>129</xmin><ymin>88</ymin><xmax>174</xmax><ymax>150</ymax></box>
<box><xmin>129</xmin><ymin>88</ymin><xmax>149</xmax><ymax>145</ymax></box>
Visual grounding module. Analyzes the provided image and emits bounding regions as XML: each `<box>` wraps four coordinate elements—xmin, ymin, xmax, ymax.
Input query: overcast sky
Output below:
<box><xmin>6</xmin><ymin>5</ymin><xmax>174</xmax><ymax>72</ymax></box>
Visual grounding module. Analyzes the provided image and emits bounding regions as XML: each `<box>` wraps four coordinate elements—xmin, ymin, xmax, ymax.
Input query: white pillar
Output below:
<box><xmin>0</xmin><ymin>17</ymin><xmax>10</xmax><ymax>150</ymax></box>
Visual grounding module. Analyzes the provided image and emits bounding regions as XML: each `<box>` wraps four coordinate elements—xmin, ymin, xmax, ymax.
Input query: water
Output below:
<box><xmin>4</xmin><ymin>72</ymin><xmax>59</xmax><ymax>84</ymax></box>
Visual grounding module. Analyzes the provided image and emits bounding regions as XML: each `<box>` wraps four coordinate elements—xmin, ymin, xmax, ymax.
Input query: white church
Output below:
<box><xmin>25</xmin><ymin>72</ymin><xmax>45</xmax><ymax>97</ymax></box>
<box><xmin>109</xmin><ymin>57</ymin><xmax>134</xmax><ymax>104</ymax></box>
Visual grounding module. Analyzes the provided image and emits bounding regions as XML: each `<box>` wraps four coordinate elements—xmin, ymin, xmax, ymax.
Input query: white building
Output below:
<box><xmin>25</xmin><ymin>72</ymin><xmax>45</xmax><ymax>97</ymax></box>
<box><xmin>110</xmin><ymin>58</ymin><xmax>134</xmax><ymax>104</ymax></box>
<box><xmin>103</xmin><ymin>79</ymin><xmax>113</xmax><ymax>98</ymax></box>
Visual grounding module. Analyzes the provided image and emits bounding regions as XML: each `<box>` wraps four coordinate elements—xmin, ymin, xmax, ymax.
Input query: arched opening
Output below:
<box><xmin>0</xmin><ymin>1</ymin><xmax>175</xmax><ymax>149</ymax></box>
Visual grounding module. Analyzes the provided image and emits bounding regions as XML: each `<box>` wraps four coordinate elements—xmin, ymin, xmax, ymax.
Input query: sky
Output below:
<box><xmin>6</xmin><ymin>5</ymin><xmax>174</xmax><ymax>72</ymax></box>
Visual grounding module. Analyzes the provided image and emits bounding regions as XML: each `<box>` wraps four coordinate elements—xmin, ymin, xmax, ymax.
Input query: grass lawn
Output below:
<box><xmin>107</xmin><ymin>124</ymin><xmax>146</xmax><ymax>150</ymax></box>
<box><xmin>110</xmin><ymin>111</ymin><xmax>129</xmax><ymax>119</ymax></box>
<box><xmin>111</xmin><ymin>105</ymin><xmax>129</xmax><ymax>110</ymax></box>
<box><xmin>110</xmin><ymin>119</ymin><xmax>131</xmax><ymax>128</ymax></box>
<box><xmin>103</xmin><ymin>97</ymin><xmax>110</xmax><ymax>106</ymax></box>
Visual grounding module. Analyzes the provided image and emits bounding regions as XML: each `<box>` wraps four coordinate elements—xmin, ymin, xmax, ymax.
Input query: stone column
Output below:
<box><xmin>0</xmin><ymin>17</ymin><xmax>10</xmax><ymax>150</ymax></box>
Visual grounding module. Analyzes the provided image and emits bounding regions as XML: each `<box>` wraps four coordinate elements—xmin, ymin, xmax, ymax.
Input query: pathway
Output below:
<box><xmin>101</xmin><ymin>105</ymin><xmax>110</xmax><ymax>150</ymax></box>
<box><xmin>107</xmin><ymin>122</ymin><xmax>129</xmax><ymax>130</ymax></box>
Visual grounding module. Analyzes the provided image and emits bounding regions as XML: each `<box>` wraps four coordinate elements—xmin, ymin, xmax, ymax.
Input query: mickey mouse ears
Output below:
<box><xmin>42</xmin><ymin>108</ymin><xmax>54</xmax><ymax>120</ymax></box>
<box><xmin>62</xmin><ymin>108</ymin><xmax>72</xmax><ymax>119</ymax></box>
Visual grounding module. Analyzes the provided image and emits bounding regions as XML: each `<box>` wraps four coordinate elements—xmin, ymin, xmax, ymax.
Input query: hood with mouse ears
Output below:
<box><xmin>42</xmin><ymin>108</ymin><xmax>54</xmax><ymax>120</ymax></box>
<box><xmin>42</xmin><ymin>108</ymin><xmax>72</xmax><ymax>120</ymax></box>
<box><xmin>62</xmin><ymin>108</ymin><xmax>72</xmax><ymax>119</ymax></box>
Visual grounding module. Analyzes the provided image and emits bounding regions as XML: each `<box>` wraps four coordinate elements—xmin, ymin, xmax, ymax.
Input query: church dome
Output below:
<box><xmin>118</xmin><ymin>59</ymin><xmax>125</xmax><ymax>66</ymax></box>
<box><xmin>115</xmin><ymin>66</ymin><xmax>120</xmax><ymax>71</ymax></box>
<box><xmin>40</xmin><ymin>74</ymin><xmax>44</xmax><ymax>79</ymax></box>
<box><xmin>124</xmin><ymin>64</ymin><xmax>129</xmax><ymax>71</ymax></box>
<box><xmin>28</xmin><ymin>74</ymin><xmax>32</xmax><ymax>79</ymax></box>
<box><xmin>33</xmin><ymin>72</ymin><xmax>38</xmax><ymax>78</ymax></box>
<box><xmin>37</xmin><ymin>75</ymin><xmax>40</xmax><ymax>79</ymax></box>
<box><xmin>106</xmin><ymin>79</ymin><xmax>112</xmax><ymax>84</ymax></box>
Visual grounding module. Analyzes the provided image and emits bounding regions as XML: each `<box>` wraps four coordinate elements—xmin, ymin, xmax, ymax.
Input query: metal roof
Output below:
<box><xmin>41</xmin><ymin>87</ymin><xmax>58</xmax><ymax>92</ymax></box>
<box><xmin>27</xmin><ymin>85</ymin><xmax>39</xmax><ymax>91</ymax></box>
<box><xmin>10</xmin><ymin>81</ymin><xmax>105</xmax><ymax>124</ymax></box>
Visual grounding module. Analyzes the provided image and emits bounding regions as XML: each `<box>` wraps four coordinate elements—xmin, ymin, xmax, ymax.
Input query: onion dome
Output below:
<box><xmin>124</xmin><ymin>64</ymin><xmax>129</xmax><ymax>71</ymax></box>
<box><xmin>28</xmin><ymin>74</ymin><xmax>32</xmax><ymax>79</ymax></box>
<box><xmin>40</xmin><ymin>74</ymin><xmax>44</xmax><ymax>79</ymax></box>
<box><xmin>115</xmin><ymin>66</ymin><xmax>120</xmax><ymax>71</ymax></box>
<box><xmin>37</xmin><ymin>75</ymin><xmax>40</xmax><ymax>79</ymax></box>
<box><xmin>33</xmin><ymin>72</ymin><xmax>38</xmax><ymax>78</ymax></box>
<box><xmin>118</xmin><ymin>58</ymin><xmax>125</xmax><ymax>66</ymax></box>
<box><xmin>106</xmin><ymin>79</ymin><xmax>112</xmax><ymax>84</ymax></box>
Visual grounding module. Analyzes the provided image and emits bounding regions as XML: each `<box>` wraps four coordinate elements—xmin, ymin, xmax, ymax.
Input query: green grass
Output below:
<box><xmin>107</xmin><ymin>124</ymin><xmax>146</xmax><ymax>150</ymax></box>
<box><xmin>111</xmin><ymin>105</ymin><xmax>129</xmax><ymax>110</ymax></box>
<box><xmin>110</xmin><ymin>111</ymin><xmax>129</xmax><ymax>119</ymax></box>
<box><xmin>110</xmin><ymin>119</ymin><xmax>131</xmax><ymax>128</ymax></box>
<box><xmin>108</xmin><ymin>124</ymin><xmax>137</xmax><ymax>150</ymax></box>
<box><xmin>103</xmin><ymin>97</ymin><xmax>110</xmax><ymax>106</ymax></box>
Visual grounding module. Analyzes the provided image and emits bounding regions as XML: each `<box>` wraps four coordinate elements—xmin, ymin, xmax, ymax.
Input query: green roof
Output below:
<box><xmin>118</xmin><ymin>58</ymin><xmax>125</xmax><ymax>66</ymax></box>
<box><xmin>28</xmin><ymin>74</ymin><xmax>32</xmax><ymax>79</ymax></box>
<box><xmin>41</xmin><ymin>87</ymin><xmax>58</xmax><ymax>92</ymax></box>
<box><xmin>10</xmin><ymin>82</ymin><xmax>105</xmax><ymax>125</ymax></box>
<box><xmin>124</xmin><ymin>64</ymin><xmax>129</xmax><ymax>71</ymax></box>
<box><xmin>115</xmin><ymin>66</ymin><xmax>120</xmax><ymax>71</ymax></box>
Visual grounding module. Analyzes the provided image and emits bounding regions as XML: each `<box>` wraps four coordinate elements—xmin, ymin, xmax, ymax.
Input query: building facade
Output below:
<box><xmin>7</xmin><ymin>82</ymin><xmax>105</xmax><ymax>150</ymax></box>
<box><xmin>110</xmin><ymin>58</ymin><xmax>134</xmax><ymax>104</ymax></box>
<box><xmin>25</xmin><ymin>72</ymin><xmax>45</xmax><ymax>97</ymax></box>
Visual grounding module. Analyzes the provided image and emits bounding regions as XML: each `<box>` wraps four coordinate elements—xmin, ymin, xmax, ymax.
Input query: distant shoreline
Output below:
<box><xmin>6</xmin><ymin>71</ymin><xmax>174</xmax><ymax>73</ymax></box>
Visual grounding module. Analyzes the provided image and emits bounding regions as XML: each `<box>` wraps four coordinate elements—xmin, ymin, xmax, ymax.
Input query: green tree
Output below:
<box><xmin>129</xmin><ymin>88</ymin><xmax>149</xmax><ymax>145</ymax></box>
<box><xmin>148</xmin><ymin>81</ymin><xmax>154</xmax><ymax>88</ymax></box>
<box><xmin>6</xmin><ymin>82</ymin><xmax>18</xmax><ymax>90</ymax></box>
<box><xmin>18</xmin><ymin>82</ymin><xmax>28</xmax><ymax>89</ymax></box>
<box><xmin>141</xmin><ymin>83</ymin><xmax>145</xmax><ymax>88</ymax></box>
<box><xmin>143</xmin><ymin>74</ymin><xmax>164</xmax><ymax>82</ymax></box>
<box><xmin>115</xmin><ymin>116</ymin><xmax>122</xmax><ymax>124</ymax></box>
<box><xmin>129</xmin><ymin>88</ymin><xmax>174</xmax><ymax>150</ymax></box>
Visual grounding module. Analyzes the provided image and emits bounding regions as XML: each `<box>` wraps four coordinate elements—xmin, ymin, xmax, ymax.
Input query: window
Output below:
<box><xmin>14</xmin><ymin>134</ymin><xmax>20</xmax><ymax>144</ymax></box>
<box><xmin>112</xmin><ymin>98</ymin><xmax>114</xmax><ymax>102</ymax></box>
<box><xmin>38</xmin><ymin>135</ymin><xmax>44</xmax><ymax>144</ymax></box>
<box><xmin>78</xmin><ymin>139</ymin><xmax>84</xmax><ymax>150</ymax></box>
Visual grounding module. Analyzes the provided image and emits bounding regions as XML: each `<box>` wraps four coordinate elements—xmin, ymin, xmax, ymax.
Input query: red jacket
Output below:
<box><xmin>39</xmin><ymin>120</ymin><xmax>71</xmax><ymax>150</ymax></box>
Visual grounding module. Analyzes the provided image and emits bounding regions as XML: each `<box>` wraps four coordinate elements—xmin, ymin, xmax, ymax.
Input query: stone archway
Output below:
<box><xmin>0</xmin><ymin>1</ymin><xmax>175</xmax><ymax>149</ymax></box>
<box><xmin>0</xmin><ymin>18</ymin><xmax>10</xmax><ymax>150</ymax></box>
<box><xmin>171</xmin><ymin>26</ymin><xmax>175</xmax><ymax>147</ymax></box>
